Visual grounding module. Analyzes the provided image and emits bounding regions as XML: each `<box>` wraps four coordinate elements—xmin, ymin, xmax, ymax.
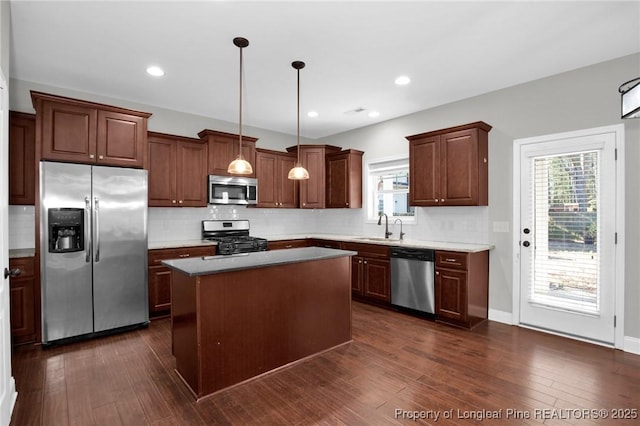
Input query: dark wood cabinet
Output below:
<box><xmin>343</xmin><ymin>242</ymin><xmax>390</xmax><ymax>303</ymax></box>
<box><xmin>310</xmin><ymin>239</ymin><xmax>343</xmax><ymax>249</ymax></box>
<box><xmin>255</xmin><ymin>148</ymin><xmax>298</xmax><ymax>208</ymax></box>
<box><xmin>9</xmin><ymin>112</ymin><xmax>36</xmax><ymax>205</ymax></box>
<box><xmin>198</xmin><ymin>129</ymin><xmax>257</xmax><ymax>178</ymax></box>
<box><xmin>147</xmin><ymin>132</ymin><xmax>208</xmax><ymax>207</ymax></box>
<box><xmin>9</xmin><ymin>257</ymin><xmax>37</xmax><ymax>345</ymax></box>
<box><xmin>287</xmin><ymin>145</ymin><xmax>342</xmax><ymax>209</ymax></box>
<box><xmin>268</xmin><ymin>239</ymin><xmax>311</xmax><ymax>250</ymax></box>
<box><xmin>148</xmin><ymin>246</ymin><xmax>216</xmax><ymax>317</ymax></box>
<box><xmin>406</xmin><ymin>121</ymin><xmax>491</xmax><ymax>206</ymax></box>
<box><xmin>31</xmin><ymin>91</ymin><xmax>151</xmax><ymax>168</ymax></box>
<box><xmin>435</xmin><ymin>250</ymin><xmax>489</xmax><ymax>329</ymax></box>
<box><xmin>326</xmin><ymin>149</ymin><xmax>364</xmax><ymax>208</ymax></box>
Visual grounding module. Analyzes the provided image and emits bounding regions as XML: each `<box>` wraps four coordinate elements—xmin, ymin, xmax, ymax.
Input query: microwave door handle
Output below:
<box><xmin>94</xmin><ymin>197</ymin><xmax>100</xmax><ymax>262</ymax></box>
<box><xmin>85</xmin><ymin>197</ymin><xmax>92</xmax><ymax>262</ymax></box>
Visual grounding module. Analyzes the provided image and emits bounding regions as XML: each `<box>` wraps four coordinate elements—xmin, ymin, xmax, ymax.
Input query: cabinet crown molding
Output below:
<box><xmin>30</xmin><ymin>91</ymin><xmax>152</xmax><ymax>118</ymax></box>
<box><xmin>405</xmin><ymin>121</ymin><xmax>492</xmax><ymax>141</ymax></box>
<box><xmin>198</xmin><ymin>128</ymin><xmax>258</xmax><ymax>143</ymax></box>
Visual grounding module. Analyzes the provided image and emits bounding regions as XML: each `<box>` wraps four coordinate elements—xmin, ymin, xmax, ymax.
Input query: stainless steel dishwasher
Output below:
<box><xmin>390</xmin><ymin>246</ymin><xmax>436</xmax><ymax>314</ymax></box>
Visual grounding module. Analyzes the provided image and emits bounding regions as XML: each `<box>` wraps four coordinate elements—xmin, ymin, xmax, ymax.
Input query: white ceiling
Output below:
<box><xmin>9</xmin><ymin>1</ymin><xmax>640</xmax><ymax>139</ymax></box>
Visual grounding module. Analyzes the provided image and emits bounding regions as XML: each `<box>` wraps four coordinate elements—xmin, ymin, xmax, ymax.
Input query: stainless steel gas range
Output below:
<box><xmin>202</xmin><ymin>220</ymin><xmax>268</xmax><ymax>255</ymax></box>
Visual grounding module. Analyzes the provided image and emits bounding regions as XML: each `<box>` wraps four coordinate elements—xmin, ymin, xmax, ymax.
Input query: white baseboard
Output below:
<box><xmin>624</xmin><ymin>336</ymin><xmax>640</xmax><ymax>355</ymax></box>
<box><xmin>488</xmin><ymin>310</ymin><xmax>640</xmax><ymax>355</ymax></box>
<box><xmin>488</xmin><ymin>309</ymin><xmax>513</xmax><ymax>325</ymax></box>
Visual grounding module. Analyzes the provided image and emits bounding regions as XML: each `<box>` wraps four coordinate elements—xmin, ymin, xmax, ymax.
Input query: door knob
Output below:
<box><xmin>523</xmin><ymin>228</ymin><xmax>531</xmax><ymax>234</ymax></box>
<box><xmin>4</xmin><ymin>268</ymin><xmax>21</xmax><ymax>279</ymax></box>
<box><xmin>522</xmin><ymin>241</ymin><xmax>530</xmax><ymax>247</ymax></box>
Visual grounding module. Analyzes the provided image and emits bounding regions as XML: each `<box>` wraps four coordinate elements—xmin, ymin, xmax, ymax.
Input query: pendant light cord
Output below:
<box><xmin>297</xmin><ymin>66</ymin><xmax>301</xmax><ymax>164</ymax></box>
<box><xmin>239</xmin><ymin>44</ymin><xmax>244</xmax><ymax>151</ymax></box>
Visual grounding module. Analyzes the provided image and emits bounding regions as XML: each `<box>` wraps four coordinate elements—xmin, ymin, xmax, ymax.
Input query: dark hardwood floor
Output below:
<box><xmin>10</xmin><ymin>302</ymin><xmax>640</xmax><ymax>425</ymax></box>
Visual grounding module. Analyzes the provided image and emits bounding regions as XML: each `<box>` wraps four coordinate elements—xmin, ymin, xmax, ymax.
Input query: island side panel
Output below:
<box><xmin>197</xmin><ymin>256</ymin><xmax>352</xmax><ymax>397</ymax></box>
<box><xmin>171</xmin><ymin>271</ymin><xmax>200</xmax><ymax>396</ymax></box>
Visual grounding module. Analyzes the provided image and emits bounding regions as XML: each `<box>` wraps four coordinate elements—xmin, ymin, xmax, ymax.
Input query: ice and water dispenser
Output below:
<box><xmin>48</xmin><ymin>208</ymin><xmax>84</xmax><ymax>253</ymax></box>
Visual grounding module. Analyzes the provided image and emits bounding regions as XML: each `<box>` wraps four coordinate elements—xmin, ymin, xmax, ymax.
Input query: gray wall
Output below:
<box><xmin>316</xmin><ymin>53</ymin><xmax>640</xmax><ymax>340</ymax></box>
<box><xmin>0</xmin><ymin>0</ymin><xmax>9</xmax><ymax>79</ymax></box>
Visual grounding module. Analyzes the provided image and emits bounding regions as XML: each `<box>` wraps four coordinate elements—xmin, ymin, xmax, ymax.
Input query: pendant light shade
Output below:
<box><xmin>228</xmin><ymin>37</ymin><xmax>253</xmax><ymax>175</ymax></box>
<box><xmin>288</xmin><ymin>60</ymin><xmax>310</xmax><ymax>180</ymax></box>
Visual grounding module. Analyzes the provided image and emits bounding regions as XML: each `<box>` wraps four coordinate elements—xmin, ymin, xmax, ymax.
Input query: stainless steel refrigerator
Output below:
<box><xmin>40</xmin><ymin>161</ymin><xmax>149</xmax><ymax>344</ymax></box>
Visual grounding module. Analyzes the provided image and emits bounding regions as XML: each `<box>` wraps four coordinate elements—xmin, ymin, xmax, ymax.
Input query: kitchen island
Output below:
<box><xmin>162</xmin><ymin>247</ymin><xmax>356</xmax><ymax>400</ymax></box>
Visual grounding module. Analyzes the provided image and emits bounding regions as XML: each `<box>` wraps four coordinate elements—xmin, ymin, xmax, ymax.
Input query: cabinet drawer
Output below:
<box><xmin>312</xmin><ymin>239</ymin><xmax>342</xmax><ymax>249</ymax></box>
<box><xmin>268</xmin><ymin>239</ymin><xmax>310</xmax><ymax>250</ymax></box>
<box><xmin>436</xmin><ymin>251</ymin><xmax>468</xmax><ymax>270</ymax></box>
<box><xmin>9</xmin><ymin>257</ymin><xmax>35</xmax><ymax>278</ymax></box>
<box><xmin>148</xmin><ymin>246</ymin><xmax>216</xmax><ymax>266</ymax></box>
<box><xmin>342</xmin><ymin>242</ymin><xmax>390</xmax><ymax>258</ymax></box>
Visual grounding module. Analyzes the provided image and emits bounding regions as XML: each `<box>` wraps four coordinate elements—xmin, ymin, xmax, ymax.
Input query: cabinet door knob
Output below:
<box><xmin>440</xmin><ymin>199</ymin><xmax>445</xmax><ymax>202</ymax></box>
<box><xmin>99</xmin><ymin>155</ymin><xmax>104</xmax><ymax>160</ymax></box>
<box><xmin>179</xmin><ymin>200</ymin><xmax>183</xmax><ymax>204</ymax></box>
<box><xmin>435</xmin><ymin>271</ymin><xmax>440</xmax><ymax>276</ymax></box>
<box><xmin>172</xmin><ymin>200</ymin><xmax>177</xmax><ymax>204</ymax></box>
<box><xmin>89</xmin><ymin>154</ymin><xmax>95</xmax><ymax>159</ymax></box>
<box><xmin>346</xmin><ymin>202</ymin><xmax>349</xmax><ymax>206</ymax></box>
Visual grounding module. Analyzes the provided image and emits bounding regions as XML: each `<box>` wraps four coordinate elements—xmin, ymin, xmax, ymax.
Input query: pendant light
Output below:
<box><xmin>227</xmin><ymin>37</ymin><xmax>253</xmax><ymax>175</ymax></box>
<box><xmin>288</xmin><ymin>60</ymin><xmax>310</xmax><ymax>180</ymax></box>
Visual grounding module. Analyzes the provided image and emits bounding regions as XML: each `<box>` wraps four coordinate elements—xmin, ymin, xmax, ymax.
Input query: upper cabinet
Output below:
<box><xmin>326</xmin><ymin>149</ymin><xmax>364</xmax><ymax>209</ymax></box>
<box><xmin>147</xmin><ymin>132</ymin><xmax>208</xmax><ymax>207</ymax></box>
<box><xmin>286</xmin><ymin>144</ymin><xmax>342</xmax><ymax>209</ymax></box>
<box><xmin>406</xmin><ymin>121</ymin><xmax>491</xmax><ymax>207</ymax></box>
<box><xmin>198</xmin><ymin>129</ymin><xmax>258</xmax><ymax>178</ymax></box>
<box><xmin>9</xmin><ymin>112</ymin><xmax>36</xmax><ymax>205</ymax></box>
<box><xmin>31</xmin><ymin>91</ymin><xmax>151</xmax><ymax>168</ymax></box>
<box><xmin>255</xmin><ymin>148</ymin><xmax>298</xmax><ymax>208</ymax></box>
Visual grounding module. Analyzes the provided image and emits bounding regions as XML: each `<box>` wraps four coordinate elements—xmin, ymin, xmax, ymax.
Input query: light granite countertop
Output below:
<box><xmin>148</xmin><ymin>239</ymin><xmax>218</xmax><ymax>250</ymax></box>
<box><xmin>162</xmin><ymin>246</ymin><xmax>357</xmax><ymax>276</ymax></box>
<box><xmin>265</xmin><ymin>233</ymin><xmax>494</xmax><ymax>253</ymax></box>
<box><xmin>149</xmin><ymin>234</ymin><xmax>493</xmax><ymax>253</ymax></box>
<box><xmin>9</xmin><ymin>248</ymin><xmax>36</xmax><ymax>259</ymax></box>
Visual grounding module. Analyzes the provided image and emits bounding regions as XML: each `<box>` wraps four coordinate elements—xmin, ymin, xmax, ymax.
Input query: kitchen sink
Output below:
<box><xmin>354</xmin><ymin>237</ymin><xmax>394</xmax><ymax>242</ymax></box>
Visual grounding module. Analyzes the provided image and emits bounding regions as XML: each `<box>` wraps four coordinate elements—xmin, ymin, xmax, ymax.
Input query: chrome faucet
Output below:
<box><xmin>377</xmin><ymin>212</ymin><xmax>392</xmax><ymax>239</ymax></box>
<box><xmin>394</xmin><ymin>218</ymin><xmax>405</xmax><ymax>240</ymax></box>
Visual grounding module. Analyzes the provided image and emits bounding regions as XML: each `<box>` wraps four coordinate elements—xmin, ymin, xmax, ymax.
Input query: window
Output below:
<box><xmin>367</xmin><ymin>157</ymin><xmax>415</xmax><ymax>222</ymax></box>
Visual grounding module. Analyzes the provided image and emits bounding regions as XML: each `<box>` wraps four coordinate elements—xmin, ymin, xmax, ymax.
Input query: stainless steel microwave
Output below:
<box><xmin>208</xmin><ymin>175</ymin><xmax>258</xmax><ymax>205</ymax></box>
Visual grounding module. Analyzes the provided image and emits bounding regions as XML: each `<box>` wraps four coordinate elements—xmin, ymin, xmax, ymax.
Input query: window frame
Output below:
<box><xmin>365</xmin><ymin>156</ymin><xmax>417</xmax><ymax>224</ymax></box>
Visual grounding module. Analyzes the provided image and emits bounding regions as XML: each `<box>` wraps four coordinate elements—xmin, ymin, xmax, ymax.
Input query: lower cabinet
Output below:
<box><xmin>148</xmin><ymin>246</ymin><xmax>216</xmax><ymax>317</ymax></box>
<box><xmin>9</xmin><ymin>257</ymin><xmax>37</xmax><ymax>345</ymax></box>
<box><xmin>343</xmin><ymin>242</ymin><xmax>391</xmax><ymax>303</ymax></box>
<box><xmin>435</xmin><ymin>250</ymin><xmax>489</xmax><ymax>329</ymax></box>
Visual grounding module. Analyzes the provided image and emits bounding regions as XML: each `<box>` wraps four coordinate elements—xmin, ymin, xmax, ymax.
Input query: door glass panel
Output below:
<box><xmin>530</xmin><ymin>151</ymin><xmax>600</xmax><ymax>315</ymax></box>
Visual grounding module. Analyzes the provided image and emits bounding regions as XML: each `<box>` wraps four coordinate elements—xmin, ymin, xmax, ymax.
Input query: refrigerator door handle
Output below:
<box><xmin>85</xmin><ymin>196</ymin><xmax>92</xmax><ymax>263</ymax></box>
<box><xmin>94</xmin><ymin>197</ymin><xmax>101</xmax><ymax>262</ymax></box>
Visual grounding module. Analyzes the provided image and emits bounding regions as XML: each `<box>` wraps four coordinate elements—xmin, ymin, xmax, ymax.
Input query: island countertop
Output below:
<box><xmin>162</xmin><ymin>246</ymin><xmax>357</xmax><ymax>276</ymax></box>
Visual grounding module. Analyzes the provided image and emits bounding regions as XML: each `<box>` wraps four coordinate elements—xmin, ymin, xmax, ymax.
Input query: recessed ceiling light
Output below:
<box><xmin>146</xmin><ymin>66</ymin><xmax>165</xmax><ymax>77</ymax></box>
<box><xmin>395</xmin><ymin>76</ymin><xmax>410</xmax><ymax>85</ymax></box>
<box><xmin>307</xmin><ymin>111</ymin><xmax>319</xmax><ymax>118</ymax></box>
<box><xmin>368</xmin><ymin>111</ymin><xmax>380</xmax><ymax>118</ymax></box>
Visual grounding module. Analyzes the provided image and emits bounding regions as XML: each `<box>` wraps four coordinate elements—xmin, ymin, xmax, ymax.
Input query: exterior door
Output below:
<box><xmin>514</xmin><ymin>125</ymin><xmax>623</xmax><ymax>346</ymax></box>
<box><xmin>0</xmin><ymin>73</ymin><xmax>18</xmax><ymax>424</ymax></box>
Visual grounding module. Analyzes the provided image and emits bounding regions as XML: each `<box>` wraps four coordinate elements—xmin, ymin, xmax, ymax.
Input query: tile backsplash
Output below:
<box><xmin>8</xmin><ymin>206</ymin><xmax>36</xmax><ymax>249</ymax></box>
<box><xmin>9</xmin><ymin>204</ymin><xmax>490</xmax><ymax>249</ymax></box>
